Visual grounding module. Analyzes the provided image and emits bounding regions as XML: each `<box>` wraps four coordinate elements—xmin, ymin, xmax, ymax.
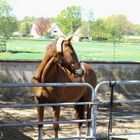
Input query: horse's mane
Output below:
<box><xmin>33</xmin><ymin>39</ymin><xmax>58</xmax><ymax>82</ymax></box>
<box><xmin>46</xmin><ymin>40</ymin><xmax>56</xmax><ymax>51</ymax></box>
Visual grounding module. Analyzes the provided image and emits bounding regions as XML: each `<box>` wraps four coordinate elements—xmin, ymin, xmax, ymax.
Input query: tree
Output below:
<box><xmin>35</xmin><ymin>17</ymin><xmax>51</xmax><ymax>36</ymax></box>
<box><xmin>0</xmin><ymin>0</ymin><xmax>12</xmax><ymax>17</ymax></box>
<box><xmin>133</xmin><ymin>24</ymin><xmax>140</xmax><ymax>35</ymax></box>
<box><xmin>92</xmin><ymin>18</ymin><xmax>110</xmax><ymax>40</ymax></box>
<box><xmin>105</xmin><ymin>14</ymin><xmax>131</xmax><ymax>42</ymax></box>
<box><xmin>0</xmin><ymin>0</ymin><xmax>18</xmax><ymax>50</ymax></box>
<box><xmin>19</xmin><ymin>16</ymin><xmax>37</xmax><ymax>36</ymax></box>
<box><xmin>19</xmin><ymin>21</ymin><xmax>32</xmax><ymax>36</ymax></box>
<box><xmin>22</xmin><ymin>16</ymin><xmax>36</xmax><ymax>23</ymax></box>
<box><xmin>57</xmin><ymin>6</ymin><xmax>82</xmax><ymax>35</ymax></box>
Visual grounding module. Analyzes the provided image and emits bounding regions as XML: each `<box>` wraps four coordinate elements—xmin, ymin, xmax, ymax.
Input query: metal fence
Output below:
<box><xmin>0</xmin><ymin>82</ymin><xmax>96</xmax><ymax>140</ymax></box>
<box><xmin>95</xmin><ymin>80</ymin><xmax>140</xmax><ymax>139</ymax></box>
<box><xmin>0</xmin><ymin>80</ymin><xmax>140</xmax><ymax>140</ymax></box>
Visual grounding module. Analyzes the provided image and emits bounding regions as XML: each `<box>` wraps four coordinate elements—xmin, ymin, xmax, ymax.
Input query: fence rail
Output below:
<box><xmin>0</xmin><ymin>82</ymin><xmax>95</xmax><ymax>140</ymax></box>
<box><xmin>95</xmin><ymin>80</ymin><xmax>140</xmax><ymax>139</ymax></box>
<box><xmin>0</xmin><ymin>80</ymin><xmax>140</xmax><ymax>139</ymax></box>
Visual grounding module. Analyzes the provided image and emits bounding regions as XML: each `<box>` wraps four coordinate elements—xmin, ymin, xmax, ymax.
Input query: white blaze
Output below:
<box><xmin>56</xmin><ymin>37</ymin><xmax>64</xmax><ymax>52</ymax></box>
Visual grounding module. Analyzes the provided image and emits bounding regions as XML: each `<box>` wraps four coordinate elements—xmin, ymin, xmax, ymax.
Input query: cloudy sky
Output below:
<box><xmin>8</xmin><ymin>0</ymin><xmax>140</xmax><ymax>24</ymax></box>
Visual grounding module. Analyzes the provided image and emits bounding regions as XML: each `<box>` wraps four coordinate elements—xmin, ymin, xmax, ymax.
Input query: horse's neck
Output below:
<box><xmin>40</xmin><ymin>59</ymin><xmax>71</xmax><ymax>83</ymax></box>
<box><xmin>34</xmin><ymin>43</ymin><xmax>56</xmax><ymax>81</ymax></box>
<box><xmin>41</xmin><ymin>56</ymin><xmax>57</xmax><ymax>82</ymax></box>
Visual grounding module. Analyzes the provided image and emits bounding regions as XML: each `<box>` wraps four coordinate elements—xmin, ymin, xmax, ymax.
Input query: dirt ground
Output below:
<box><xmin>0</xmin><ymin>88</ymin><xmax>140</xmax><ymax>140</ymax></box>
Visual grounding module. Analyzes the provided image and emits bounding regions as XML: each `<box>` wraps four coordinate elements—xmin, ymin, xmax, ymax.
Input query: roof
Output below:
<box><xmin>73</xmin><ymin>25</ymin><xmax>89</xmax><ymax>37</ymax></box>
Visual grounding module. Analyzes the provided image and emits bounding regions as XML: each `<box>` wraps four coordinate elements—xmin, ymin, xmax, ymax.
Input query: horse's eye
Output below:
<box><xmin>71</xmin><ymin>64</ymin><xmax>75</xmax><ymax>70</ymax></box>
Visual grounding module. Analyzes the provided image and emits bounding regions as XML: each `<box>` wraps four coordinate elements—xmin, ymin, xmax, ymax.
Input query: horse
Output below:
<box><xmin>32</xmin><ymin>36</ymin><xmax>97</xmax><ymax>139</ymax></box>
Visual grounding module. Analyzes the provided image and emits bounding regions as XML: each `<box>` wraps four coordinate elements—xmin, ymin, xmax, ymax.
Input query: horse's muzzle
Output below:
<box><xmin>75</xmin><ymin>68</ymin><xmax>84</xmax><ymax>77</ymax></box>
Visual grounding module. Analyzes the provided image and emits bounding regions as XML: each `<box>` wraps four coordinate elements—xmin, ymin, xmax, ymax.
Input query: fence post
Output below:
<box><xmin>90</xmin><ymin>86</ymin><xmax>97</xmax><ymax>140</ymax></box>
<box><xmin>108</xmin><ymin>81</ymin><xmax>116</xmax><ymax>140</ymax></box>
<box><xmin>0</xmin><ymin>40</ymin><xmax>6</xmax><ymax>52</ymax></box>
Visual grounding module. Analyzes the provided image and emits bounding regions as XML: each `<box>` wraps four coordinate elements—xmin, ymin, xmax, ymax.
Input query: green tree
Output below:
<box><xmin>92</xmin><ymin>18</ymin><xmax>110</xmax><ymax>40</ymax></box>
<box><xmin>0</xmin><ymin>0</ymin><xmax>18</xmax><ymax>50</ymax></box>
<box><xmin>22</xmin><ymin>16</ymin><xmax>36</xmax><ymax>23</ymax></box>
<box><xmin>57</xmin><ymin>6</ymin><xmax>82</xmax><ymax>35</ymax></box>
<box><xmin>133</xmin><ymin>24</ymin><xmax>140</xmax><ymax>35</ymax></box>
<box><xmin>105</xmin><ymin>14</ymin><xmax>131</xmax><ymax>42</ymax></box>
<box><xmin>19</xmin><ymin>16</ymin><xmax>36</xmax><ymax>36</ymax></box>
<box><xmin>19</xmin><ymin>21</ymin><xmax>32</xmax><ymax>36</ymax></box>
<box><xmin>0</xmin><ymin>0</ymin><xmax>12</xmax><ymax>17</ymax></box>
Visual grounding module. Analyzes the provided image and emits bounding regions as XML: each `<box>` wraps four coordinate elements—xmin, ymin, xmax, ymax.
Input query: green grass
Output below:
<box><xmin>0</xmin><ymin>39</ymin><xmax>140</xmax><ymax>61</ymax></box>
<box><xmin>74</xmin><ymin>42</ymin><xmax>140</xmax><ymax>61</ymax></box>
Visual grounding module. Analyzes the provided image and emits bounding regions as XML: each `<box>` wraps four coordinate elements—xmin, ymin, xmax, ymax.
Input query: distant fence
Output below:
<box><xmin>0</xmin><ymin>80</ymin><xmax>140</xmax><ymax>139</ymax></box>
<box><xmin>0</xmin><ymin>41</ymin><xmax>6</xmax><ymax>52</ymax></box>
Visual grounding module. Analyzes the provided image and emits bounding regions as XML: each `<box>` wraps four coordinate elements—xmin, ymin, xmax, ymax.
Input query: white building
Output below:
<box><xmin>30</xmin><ymin>23</ymin><xmax>41</xmax><ymax>38</ymax></box>
<box><xmin>50</xmin><ymin>23</ymin><xmax>64</xmax><ymax>38</ymax></box>
<box><xmin>31</xmin><ymin>23</ymin><xmax>64</xmax><ymax>38</ymax></box>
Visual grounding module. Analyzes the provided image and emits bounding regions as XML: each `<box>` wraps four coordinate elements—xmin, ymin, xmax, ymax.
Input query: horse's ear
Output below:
<box><xmin>66</xmin><ymin>36</ymin><xmax>73</xmax><ymax>43</ymax></box>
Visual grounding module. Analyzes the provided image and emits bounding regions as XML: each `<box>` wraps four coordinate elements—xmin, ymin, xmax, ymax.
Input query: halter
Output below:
<box><xmin>56</xmin><ymin>38</ymin><xmax>83</xmax><ymax>77</ymax></box>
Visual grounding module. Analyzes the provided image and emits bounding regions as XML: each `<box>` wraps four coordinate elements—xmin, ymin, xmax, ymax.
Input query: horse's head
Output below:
<box><xmin>56</xmin><ymin>36</ymin><xmax>84</xmax><ymax>77</ymax></box>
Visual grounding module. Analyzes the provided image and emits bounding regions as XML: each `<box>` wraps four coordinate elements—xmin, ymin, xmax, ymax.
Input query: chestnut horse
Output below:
<box><xmin>32</xmin><ymin>36</ymin><xmax>97</xmax><ymax>139</ymax></box>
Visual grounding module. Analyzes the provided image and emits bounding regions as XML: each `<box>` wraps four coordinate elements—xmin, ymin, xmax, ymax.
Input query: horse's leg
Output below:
<box><xmin>74</xmin><ymin>104</ymin><xmax>85</xmax><ymax>137</ymax></box>
<box><xmin>83</xmin><ymin>90</ymin><xmax>91</xmax><ymax>136</ymax></box>
<box><xmin>52</xmin><ymin>106</ymin><xmax>60</xmax><ymax>138</ymax></box>
<box><xmin>37</xmin><ymin>106</ymin><xmax>44</xmax><ymax>140</ymax></box>
<box><xmin>35</xmin><ymin>97</ymin><xmax>44</xmax><ymax>140</ymax></box>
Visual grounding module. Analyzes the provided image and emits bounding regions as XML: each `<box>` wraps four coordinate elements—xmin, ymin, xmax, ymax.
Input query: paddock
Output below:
<box><xmin>0</xmin><ymin>61</ymin><xmax>140</xmax><ymax>139</ymax></box>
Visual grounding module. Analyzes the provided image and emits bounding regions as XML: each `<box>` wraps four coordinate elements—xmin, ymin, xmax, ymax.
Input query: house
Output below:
<box><xmin>73</xmin><ymin>25</ymin><xmax>92</xmax><ymax>42</ymax></box>
<box><xmin>31</xmin><ymin>23</ymin><xmax>41</xmax><ymax>38</ymax></box>
<box><xmin>31</xmin><ymin>22</ymin><xmax>64</xmax><ymax>38</ymax></box>
<box><xmin>50</xmin><ymin>23</ymin><xmax>64</xmax><ymax>38</ymax></box>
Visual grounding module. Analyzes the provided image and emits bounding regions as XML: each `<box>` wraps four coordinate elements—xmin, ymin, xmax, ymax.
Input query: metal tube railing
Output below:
<box><xmin>0</xmin><ymin>82</ymin><xmax>96</xmax><ymax>140</ymax></box>
<box><xmin>98</xmin><ymin>99</ymin><xmax>140</xmax><ymax>104</ymax></box>
<box><xmin>1</xmin><ymin>80</ymin><xmax>140</xmax><ymax>139</ymax></box>
<box><xmin>95</xmin><ymin>80</ymin><xmax>140</xmax><ymax>139</ymax></box>
<box><xmin>0</xmin><ymin>119</ymin><xmax>92</xmax><ymax>127</ymax></box>
<box><xmin>95</xmin><ymin>80</ymin><xmax>140</xmax><ymax>98</ymax></box>
<box><xmin>0</xmin><ymin>102</ymin><xmax>93</xmax><ymax>108</ymax></box>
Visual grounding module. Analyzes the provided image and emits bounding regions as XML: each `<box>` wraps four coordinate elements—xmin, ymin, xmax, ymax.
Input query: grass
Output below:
<box><xmin>0</xmin><ymin>39</ymin><xmax>140</xmax><ymax>61</ymax></box>
<box><xmin>77</xmin><ymin>42</ymin><xmax>140</xmax><ymax>61</ymax></box>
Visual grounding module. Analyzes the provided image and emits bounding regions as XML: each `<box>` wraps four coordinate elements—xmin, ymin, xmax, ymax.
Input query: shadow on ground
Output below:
<box><xmin>97</xmin><ymin>138</ymin><xmax>127</xmax><ymax>140</ymax></box>
<box><xmin>6</xmin><ymin>50</ymin><xmax>42</xmax><ymax>54</ymax></box>
<box><xmin>0</xmin><ymin>123</ymin><xmax>33</xmax><ymax>140</ymax></box>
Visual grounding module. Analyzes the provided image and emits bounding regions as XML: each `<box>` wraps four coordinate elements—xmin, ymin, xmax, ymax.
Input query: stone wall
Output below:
<box><xmin>0</xmin><ymin>60</ymin><xmax>140</xmax><ymax>95</ymax></box>
<box><xmin>0</xmin><ymin>60</ymin><xmax>140</xmax><ymax>82</ymax></box>
<box><xmin>0</xmin><ymin>60</ymin><xmax>139</xmax><ymax>82</ymax></box>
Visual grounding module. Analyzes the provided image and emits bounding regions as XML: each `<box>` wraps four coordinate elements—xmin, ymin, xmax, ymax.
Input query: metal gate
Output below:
<box><xmin>0</xmin><ymin>80</ymin><xmax>140</xmax><ymax>140</ymax></box>
<box><xmin>0</xmin><ymin>82</ymin><xmax>96</xmax><ymax>140</ymax></box>
<box><xmin>94</xmin><ymin>80</ymin><xmax>140</xmax><ymax>139</ymax></box>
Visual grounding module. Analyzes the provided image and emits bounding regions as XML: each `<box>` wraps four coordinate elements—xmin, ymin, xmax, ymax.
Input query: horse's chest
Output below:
<box><xmin>48</xmin><ymin>87</ymin><xmax>85</xmax><ymax>102</ymax></box>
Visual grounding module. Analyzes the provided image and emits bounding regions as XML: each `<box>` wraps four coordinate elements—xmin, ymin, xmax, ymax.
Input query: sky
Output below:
<box><xmin>8</xmin><ymin>0</ymin><xmax>140</xmax><ymax>24</ymax></box>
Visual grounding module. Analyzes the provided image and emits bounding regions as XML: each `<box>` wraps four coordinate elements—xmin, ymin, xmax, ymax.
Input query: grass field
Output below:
<box><xmin>0</xmin><ymin>39</ymin><xmax>140</xmax><ymax>61</ymax></box>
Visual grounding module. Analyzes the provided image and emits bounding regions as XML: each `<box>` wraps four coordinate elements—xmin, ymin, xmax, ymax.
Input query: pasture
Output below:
<box><xmin>0</xmin><ymin>39</ymin><xmax>140</xmax><ymax>140</ymax></box>
<box><xmin>0</xmin><ymin>39</ymin><xmax>140</xmax><ymax>61</ymax></box>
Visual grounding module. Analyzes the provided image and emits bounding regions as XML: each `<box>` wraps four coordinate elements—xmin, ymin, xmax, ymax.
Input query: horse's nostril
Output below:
<box><xmin>75</xmin><ymin>68</ymin><xmax>84</xmax><ymax>77</ymax></box>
